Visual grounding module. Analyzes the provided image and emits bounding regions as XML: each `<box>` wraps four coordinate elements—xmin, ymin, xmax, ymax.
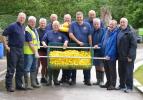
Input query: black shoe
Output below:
<box><xmin>46</xmin><ymin>81</ymin><xmax>52</xmax><ymax>86</ymax></box>
<box><xmin>69</xmin><ymin>80</ymin><xmax>76</xmax><ymax>85</ymax></box>
<box><xmin>59</xmin><ymin>78</ymin><xmax>66</xmax><ymax>83</ymax></box>
<box><xmin>41</xmin><ymin>78</ymin><xmax>47</xmax><ymax>83</ymax></box>
<box><xmin>36</xmin><ymin>78</ymin><xmax>40</xmax><ymax>85</ymax></box>
<box><xmin>16</xmin><ymin>87</ymin><xmax>26</xmax><ymax>91</ymax></box>
<box><xmin>116</xmin><ymin>86</ymin><xmax>126</xmax><ymax>91</ymax></box>
<box><xmin>107</xmin><ymin>85</ymin><xmax>116</xmax><ymax>90</ymax></box>
<box><xmin>54</xmin><ymin>81</ymin><xmax>60</xmax><ymax>86</ymax></box>
<box><xmin>84</xmin><ymin>80</ymin><xmax>92</xmax><ymax>86</ymax></box>
<box><xmin>7</xmin><ymin>87</ymin><xmax>15</xmax><ymax>92</ymax></box>
<box><xmin>100</xmin><ymin>84</ymin><xmax>109</xmax><ymax>88</ymax></box>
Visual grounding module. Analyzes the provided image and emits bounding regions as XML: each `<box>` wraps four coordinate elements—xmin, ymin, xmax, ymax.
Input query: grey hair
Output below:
<box><xmin>88</xmin><ymin>10</ymin><xmax>96</xmax><ymax>15</ymax></box>
<box><xmin>64</xmin><ymin>14</ymin><xmax>71</xmax><ymax>20</ymax></box>
<box><xmin>39</xmin><ymin>18</ymin><xmax>47</xmax><ymax>24</ymax></box>
<box><xmin>120</xmin><ymin>17</ymin><xmax>128</xmax><ymax>23</ymax></box>
<box><xmin>28</xmin><ymin>16</ymin><xmax>36</xmax><ymax>22</ymax></box>
<box><xmin>17</xmin><ymin>12</ymin><xmax>26</xmax><ymax>20</ymax></box>
<box><xmin>93</xmin><ymin>18</ymin><xmax>101</xmax><ymax>24</ymax></box>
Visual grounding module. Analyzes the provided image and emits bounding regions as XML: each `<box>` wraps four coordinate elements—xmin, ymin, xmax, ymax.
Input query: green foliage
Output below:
<box><xmin>0</xmin><ymin>0</ymin><xmax>143</xmax><ymax>29</ymax></box>
<box><xmin>134</xmin><ymin>65</ymin><xmax>143</xmax><ymax>85</ymax></box>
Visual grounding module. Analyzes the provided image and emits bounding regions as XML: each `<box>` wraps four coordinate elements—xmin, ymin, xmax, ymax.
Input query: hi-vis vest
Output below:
<box><xmin>24</xmin><ymin>26</ymin><xmax>40</xmax><ymax>54</ymax></box>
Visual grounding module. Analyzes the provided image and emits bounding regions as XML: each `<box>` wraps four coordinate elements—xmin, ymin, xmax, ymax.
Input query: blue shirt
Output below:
<box><xmin>2</xmin><ymin>22</ymin><xmax>25</xmax><ymax>48</ymax></box>
<box><xmin>45</xmin><ymin>22</ymin><xmax>52</xmax><ymax>31</ymax></box>
<box><xmin>69</xmin><ymin>21</ymin><xmax>92</xmax><ymax>43</ymax></box>
<box><xmin>42</xmin><ymin>30</ymin><xmax>69</xmax><ymax>44</ymax></box>
<box><xmin>84</xmin><ymin>19</ymin><xmax>94</xmax><ymax>31</ymax></box>
<box><xmin>37</xmin><ymin>28</ymin><xmax>47</xmax><ymax>52</ymax></box>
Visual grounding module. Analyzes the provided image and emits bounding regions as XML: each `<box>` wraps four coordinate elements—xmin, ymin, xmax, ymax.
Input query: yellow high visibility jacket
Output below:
<box><xmin>24</xmin><ymin>26</ymin><xmax>40</xmax><ymax>54</ymax></box>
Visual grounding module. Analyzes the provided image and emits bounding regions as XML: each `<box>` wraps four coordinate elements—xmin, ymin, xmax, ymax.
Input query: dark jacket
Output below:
<box><xmin>117</xmin><ymin>25</ymin><xmax>137</xmax><ymax>61</ymax></box>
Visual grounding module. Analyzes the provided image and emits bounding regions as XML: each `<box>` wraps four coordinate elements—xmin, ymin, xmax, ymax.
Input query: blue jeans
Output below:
<box><xmin>24</xmin><ymin>54</ymin><xmax>38</xmax><ymax>73</ymax></box>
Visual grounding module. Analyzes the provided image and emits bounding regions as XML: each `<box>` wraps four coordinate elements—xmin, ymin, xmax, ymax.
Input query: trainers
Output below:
<box><xmin>124</xmin><ymin>89</ymin><xmax>132</xmax><ymax>93</ymax></box>
<box><xmin>116</xmin><ymin>86</ymin><xmax>126</xmax><ymax>91</ymax></box>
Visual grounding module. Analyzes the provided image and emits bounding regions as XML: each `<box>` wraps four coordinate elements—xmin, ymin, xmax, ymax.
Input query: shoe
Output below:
<box><xmin>54</xmin><ymin>81</ymin><xmax>60</xmax><ymax>86</ymax></box>
<box><xmin>107</xmin><ymin>85</ymin><xmax>116</xmax><ymax>90</ymax></box>
<box><xmin>69</xmin><ymin>80</ymin><xmax>76</xmax><ymax>86</ymax></box>
<box><xmin>100</xmin><ymin>84</ymin><xmax>108</xmax><ymax>88</ymax></box>
<box><xmin>41</xmin><ymin>78</ymin><xmax>47</xmax><ymax>83</ymax></box>
<box><xmin>116</xmin><ymin>86</ymin><xmax>126</xmax><ymax>91</ymax></box>
<box><xmin>59</xmin><ymin>79</ymin><xmax>66</xmax><ymax>83</ymax></box>
<box><xmin>7</xmin><ymin>87</ymin><xmax>15</xmax><ymax>92</ymax></box>
<box><xmin>16</xmin><ymin>87</ymin><xmax>26</xmax><ymax>91</ymax></box>
<box><xmin>124</xmin><ymin>89</ymin><xmax>132</xmax><ymax>93</ymax></box>
<box><xmin>46</xmin><ymin>81</ymin><xmax>52</xmax><ymax>86</ymax></box>
<box><xmin>93</xmin><ymin>81</ymin><xmax>100</xmax><ymax>85</ymax></box>
<box><xmin>84</xmin><ymin>80</ymin><xmax>92</xmax><ymax>86</ymax></box>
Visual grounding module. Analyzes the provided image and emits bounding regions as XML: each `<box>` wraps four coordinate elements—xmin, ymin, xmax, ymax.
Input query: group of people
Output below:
<box><xmin>2</xmin><ymin>9</ymin><xmax>137</xmax><ymax>93</ymax></box>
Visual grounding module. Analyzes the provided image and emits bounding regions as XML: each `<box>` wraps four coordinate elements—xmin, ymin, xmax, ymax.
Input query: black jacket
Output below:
<box><xmin>117</xmin><ymin>26</ymin><xmax>137</xmax><ymax>61</ymax></box>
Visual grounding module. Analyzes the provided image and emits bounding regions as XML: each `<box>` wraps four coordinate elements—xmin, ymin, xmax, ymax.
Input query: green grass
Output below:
<box><xmin>134</xmin><ymin>65</ymin><xmax>143</xmax><ymax>85</ymax></box>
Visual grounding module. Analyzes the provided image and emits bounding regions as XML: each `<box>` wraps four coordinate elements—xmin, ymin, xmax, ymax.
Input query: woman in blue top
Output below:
<box><xmin>92</xmin><ymin>18</ymin><xmax>105</xmax><ymax>86</ymax></box>
<box><xmin>42</xmin><ymin>21</ymin><xmax>69</xmax><ymax>86</ymax></box>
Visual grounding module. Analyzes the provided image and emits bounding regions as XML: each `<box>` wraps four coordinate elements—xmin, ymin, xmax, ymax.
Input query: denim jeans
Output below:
<box><xmin>24</xmin><ymin>54</ymin><xmax>38</xmax><ymax>73</ymax></box>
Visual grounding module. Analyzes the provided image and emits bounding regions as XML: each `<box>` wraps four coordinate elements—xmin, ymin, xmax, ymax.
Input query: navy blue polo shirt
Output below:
<box><xmin>84</xmin><ymin>18</ymin><xmax>94</xmax><ymax>31</ymax></box>
<box><xmin>37</xmin><ymin>28</ymin><xmax>47</xmax><ymax>52</ymax></box>
<box><xmin>42</xmin><ymin>30</ymin><xmax>69</xmax><ymax>44</ymax></box>
<box><xmin>45</xmin><ymin>22</ymin><xmax>52</xmax><ymax>31</ymax></box>
<box><xmin>69</xmin><ymin>21</ymin><xmax>92</xmax><ymax>43</ymax></box>
<box><xmin>2</xmin><ymin>22</ymin><xmax>25</xmax><ymax>48</ymax></box>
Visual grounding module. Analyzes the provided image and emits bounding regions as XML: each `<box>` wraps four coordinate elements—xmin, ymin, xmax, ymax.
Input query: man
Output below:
<box><xmin>117</xmin><ymin>18</ymin><xmax>137</xmax><ymax>93</ymax></box>
<box><xmin>37</xmin><ymin>18</ymin><xmax>48</xmax><ymax>84</ymax></box>
<box><xmin>84</xmin><ymin>10</ymin><xmax>96</xmax><ymax>30</ymax></box>
<box><xmin>42</xmin><ymin>21</ymin><xmax>69</xmax><ymax>86</ymax></box>
<box><xmin>69</xmin><ymin>11</ymin><xmax>92</xmax><ymax>86</ymax></box>
<box><xmin>92</xmin><ymin>18</ymin><xmax>105</xmax><ymax>86</ymax></box>
<box><xmin>101</xmin><ymin>20</ymin><xmax>118</xmax><ymax>90</ymax></box>
<box><xmin>46</xmin><ymin>14</ymin><xmax>58</xmax><ymax>31</ymax></box>
<box><xmin>3</xmin><ymin>12</ymin><xmax>26</xmax><ymax>92</ymax></box>
<box><xmin>24</xmin><ymin>16</ymin><xmax>40</xmax><ymax>89</ymax></box>
<box><xmin>59</xmin><ymin>14</ymin><xmax>72</xmax><ymax>84</ymax></box>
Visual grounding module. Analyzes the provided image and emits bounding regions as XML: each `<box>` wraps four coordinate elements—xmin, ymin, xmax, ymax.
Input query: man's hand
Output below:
<box><xmin>42</xmin><ymin>41</ymin><xmax>48</xmax><ymax>48</ymax></box>
<box><xmin>127</xmin><ymin>57</ymin><xmax>132</xmax><ymax>62</ymax></box>
<box><xmin>78</xmin><ymin>41</ymin><xmax>84</xmax><ymax>46</ymax></box>
<box><xmin>105</xmin><ymin>56</ymin><xmax>110</xmax><ymax>60</ymax></box>
<box><xmin>5</xmin><ymin>45</ymin><xmax>10</xmax><ymax>53</ymax></box>
<box><xmin>63</xmin><ymin>41</ymin><xmax>68</xmax><ymax>49</ymax></box>
<box><xmin>94</xmin><ymin>45</ymin><xmax>99</xmax><ymax>49</ymax></box>
<box><xmin>35</xmin><ymin>51</ymin><xmax>39</xmax><ymax>58</ymax></box>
